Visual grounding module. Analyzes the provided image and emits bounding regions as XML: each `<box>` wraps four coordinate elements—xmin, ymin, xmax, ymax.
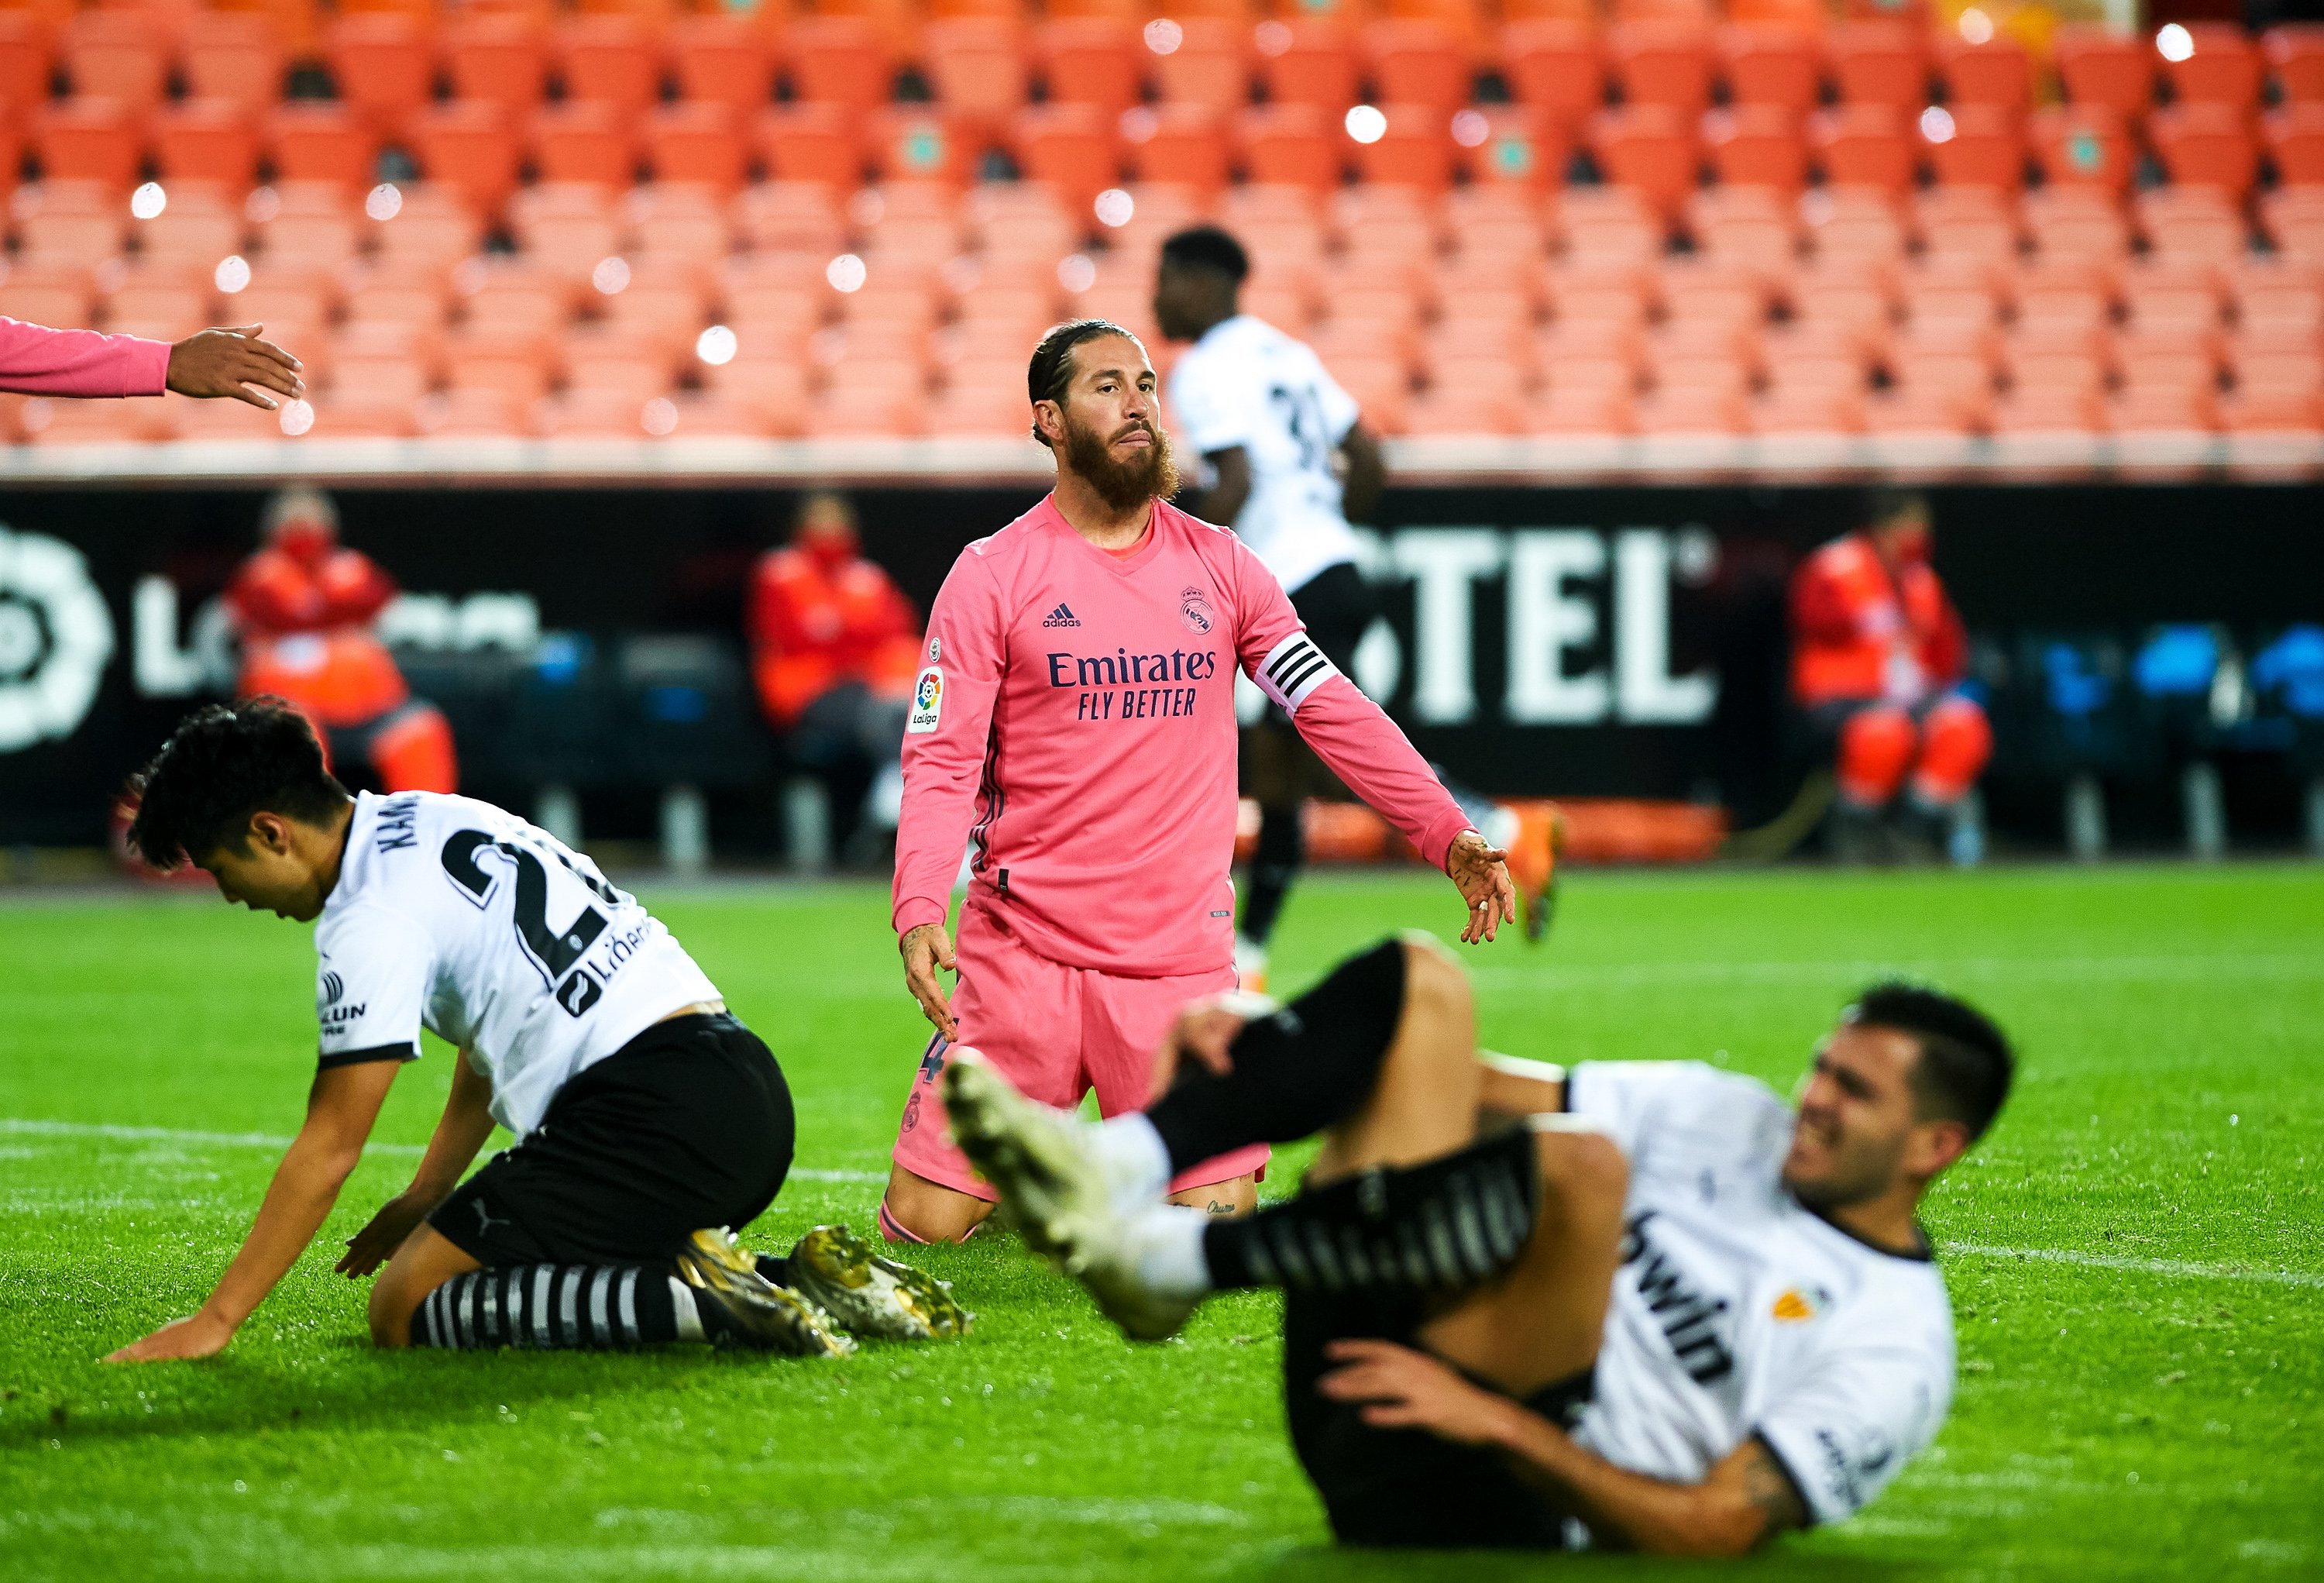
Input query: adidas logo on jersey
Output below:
<box><xmin>1041</xmin><ymin>604</ymin><xmax>1081</xmax><ymax>628</ymax></box>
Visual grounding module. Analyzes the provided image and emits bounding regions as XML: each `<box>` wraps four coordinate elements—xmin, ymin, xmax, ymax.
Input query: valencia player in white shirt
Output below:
<box><xmin>107</xmin><ymin>699</ymin><xmax>964</xmax><ymax>1364</ymax></box>
<box><xmin>945</xmin><ymin>936</ymin><xmax>2010</xmax><ymax>1553</ymax></box>
<box><xmin>1155</xmin><ymin>229</ymin><xmax>1556</xmax><ymax>982</ymax></box>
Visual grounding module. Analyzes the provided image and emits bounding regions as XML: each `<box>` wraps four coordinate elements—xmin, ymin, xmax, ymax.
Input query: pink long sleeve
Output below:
<box><xmin>891</xmin><ymin>546</ymin><xmax>1005</xmax><ymax>939</ymax></box>
<box><xmin>0</xmin><ymin>317</ymin><xmax>170</xmax><ymax>397</ymax></box>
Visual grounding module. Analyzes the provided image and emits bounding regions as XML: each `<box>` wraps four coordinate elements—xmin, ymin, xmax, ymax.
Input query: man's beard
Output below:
<box><xmin>1062</xmin><ymin>413</ymin><xmax>1179</xmax><ymax>511</ymax></box>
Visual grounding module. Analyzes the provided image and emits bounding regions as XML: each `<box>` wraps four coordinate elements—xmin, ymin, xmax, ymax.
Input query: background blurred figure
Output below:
<box><xmin>748</xmin><ymin>492</ymin><xmax>923</xmax><ymax>863</ymax></box>
<box><xmin>227</xmin><ymin>488</ymin><xmax>458</xmax><ymax>794</ymax></box>
<box><xmin>1790</xmin><ymin>490</ymin><xmax>1991</xmax><ymax>862</ymax></box>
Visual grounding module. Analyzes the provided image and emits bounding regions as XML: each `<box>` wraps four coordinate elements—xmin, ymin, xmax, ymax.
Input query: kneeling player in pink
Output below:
<box><xmin>881</xmin><ymin>319</ymin><xmax>1515</xmax><ymax>1244</ymax></box>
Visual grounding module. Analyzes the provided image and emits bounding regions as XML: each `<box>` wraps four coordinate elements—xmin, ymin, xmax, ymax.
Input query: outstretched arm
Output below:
<box><xmin>107</xmin><ymin>1059</ymin><xmax>402</xmax><ymax>1361</ymax></box>
<box><xmin>337</xmin><ymin>1053</ymin><xmax>497</xmax><ymax>1278</ymax></box>
<box><xmin>1318</xmin><ymin>1340</ymin><xmax>1807</xmax><ymax>1556</ymax></box>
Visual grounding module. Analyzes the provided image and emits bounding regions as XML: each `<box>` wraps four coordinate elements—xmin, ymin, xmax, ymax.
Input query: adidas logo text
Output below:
<box><xmin>1041</xmin><ymin>604</ymin><xmax>1081</xmax><ymax>628</ymax></box>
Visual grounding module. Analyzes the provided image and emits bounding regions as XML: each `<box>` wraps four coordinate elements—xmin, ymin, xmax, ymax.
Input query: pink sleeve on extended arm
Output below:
<box><xmin>0</xmin><ymin>317</ymin><xmax>170</xmax><ymax>397</ymax></box>
<box><xmin>890</xmin><ymin>549</ymin><xmax>1007</xmax><ymax>936</ymax></box>
<box><xmin>1231</xmin><ymin>539</ymin><xmax>1470</xmax><ymax>872</ymax></box>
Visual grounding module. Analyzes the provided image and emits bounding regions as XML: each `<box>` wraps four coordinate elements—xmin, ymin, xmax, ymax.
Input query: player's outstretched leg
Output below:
<box><xmin>777</xmin><ymin>1223</ymin><xmax>973</xmax><ymax>1340</ymax></box>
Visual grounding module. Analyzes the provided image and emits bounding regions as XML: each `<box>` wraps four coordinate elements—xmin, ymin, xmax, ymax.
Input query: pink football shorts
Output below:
<box><xmin>891</xmin><ymin>905</ymin><xmax>1270</xmax><ymax>1201</ymax></box>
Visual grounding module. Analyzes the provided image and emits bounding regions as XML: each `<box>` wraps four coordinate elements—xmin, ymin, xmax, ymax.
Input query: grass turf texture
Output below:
<box><xmin>2</xmin><ymin>867</ymin><xmax>2319</xmax><ymax>1582</ymax></box>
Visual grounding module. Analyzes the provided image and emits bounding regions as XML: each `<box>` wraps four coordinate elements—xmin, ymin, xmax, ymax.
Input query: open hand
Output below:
<box><xmin>1445</xmin><ymin>828</ymin><xmax>1517</xmax><ymax>945</ymax></box>
<box><xmin>166</xmin><ymin>325</ymin><xmax>305</xmax><ymax>409</ymax></box>
<box><xmin>900</xmin><ymin>923</ymin><xmax>958</xmax><ymax>1040</ymax></box>
<box><xmin>1147</xmin><ymin>993</ymin><xmax>1263</xmax><ymax>1103</ymax></box>
<box><xmin>1318</xmin><ymin>1338</ymin><xmax>1520</xmax><ymax>1447</ymax></box>
<box><xmin>336</xmin><ymin>1189</ymin><xmax>435</xmax><ymax>1278</ymax></box>
<box><xmin>105</xmin><ymin>1309</ymin><xmax>234</xmax><ymax>1364</ymax></box>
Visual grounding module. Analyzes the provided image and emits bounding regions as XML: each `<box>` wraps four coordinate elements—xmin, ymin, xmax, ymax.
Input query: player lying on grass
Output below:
<box><xmin>944</xmin><ymin>935</ymin><xmax>2011</xmax><ymax>1553</ymax></box>
<box><xmin>106</xmin><ymin>699</ymin><xmax>965</xmax><ymax>1364</ymax></box>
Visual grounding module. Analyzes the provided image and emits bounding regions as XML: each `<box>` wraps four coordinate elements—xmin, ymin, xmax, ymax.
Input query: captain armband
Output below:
<box><xmin>1253</xmin><ymin>631</ymin><xmax>1341</xmax><ymax>714</ymax></box>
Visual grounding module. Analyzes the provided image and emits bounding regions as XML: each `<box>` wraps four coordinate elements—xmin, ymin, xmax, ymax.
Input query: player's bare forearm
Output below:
<box><xmin>1487</xmin><ymin>1409</ymin><xmax>1804</xmax><ymax>1557</ymax></box>
<box><xmin>899</xmin><ymin>921</ymin><xmax>959</xmax><ymax>1040</ymax></box>
<box><xmin>1191</xmin><ymin>446</ymin><xmax>1251</xmax><ymax>525</ymax></box>
<box><xmin>111</xmin><ymin>1061</ymin><xmax>398</xmax><ymax>1359</ymax></box>
<box><xmin>411</xmin><ymin>1054</ymin><xmax>497</xmax><ymax>1199</ymax></box>
<box><xmin>1338</xmin><ymin>425</ymin><xmax>1385</xmax><ymax>524</ymax></box>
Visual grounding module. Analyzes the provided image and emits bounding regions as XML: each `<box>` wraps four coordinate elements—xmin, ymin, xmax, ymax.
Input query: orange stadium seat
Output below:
<box><xmin>869</xmin><ymin>107</ymin><xmax>982</xmax><ymax>186</ymax></box>
<box><xmin>324</xmin><ymin>15</ymin><xmax>436</xmax><ymax>136</ymax></box>
<box><xmin>408</xmin><ymin>102</ymin><xmax>522</xmax><ymax>214</ymax></box>
<box><xmin>1560</xmin><ymin>184</ymin><xmax>1667</xmax><ymax>261</ymax></box>
<box><xmin>0</xmin><ymin>13</ymin><xmax>54</xmax><ymax>112</ymax></box>
<box><xmin>2150</xmin><ymin>102</ymin><xmax>2260</xmax><ymax>199</ymax></box>
<box><xmin>1913</xmin><ymin>187</ymin><xmax>2020</xmax><ymax>263</ymax></box>
<box><xmin>2053</xmin><ymin>26</ymin><xmax>2153</xmax><ymax>119</ymax></box>
<box><xmin>754</xmin><ymin>104</ymin><xmax>861</xmax><ymax>192</ymax></box>
<box><xmin>2229</xmin><ymin>259</ymin><xmax>2323</xmax><ymax>341</ymax></box>
<box><xmin>1528</xmin><ymin>384</ymin><xmax>1634</xmax><ymax>436</ymax></box>
<box><xmin>1755</xmin><ymin>384</ymin><xmax>1865</xmax><ymax>434</ymax></box>
<box><xmin>1704</xmin><ymin>105</ymin><xmax>1806</xmax><ymax>191</ymax></box>
<box><xmin>2161</xmin><ymin>23</ymin><xmax>2260</xmax><ymax>112</ymax></box>
<box><xmin>2029</xmin><ymin>105</ymin><xmax>2134</xmax><ymax>194</ymax></box>
<box><xmin>1589</xmin><ymin>104</ymin><xmax>1700</xmax><ymax>215</ymax></box>
<box><xmin>105</xmin><ymin>263</ymin><xmax>212</xmax><ymax>337</ymax></box>
<box><xmin>1634</xmin><ymin>384</ymin><xmax>1748</xmax><ymax>436</ymax></box>
<box><xmin>531</xmin><ymin>101</ymin><xmax>639</xmax><ymax>188</ymax></box>
<box><xmin>61</xmin><ymin>12</ymin><xmax>167</xmax><ymax>110</ymax></box>
<box><xmin>558</xmin><ymin>15</ymin><xmax>666</xmax><ymax>113</ymax></box>
<box><xmin>1405</xmin><ymin>380</ymin><xmax>1528</xmax><ymax>435</ymax></box>
<box><xmin>369</xmin><ymin>183</ymin><xmax>484</xmax><ymax>270</ymax></box>
<box><xmin>182</xmin><ymin>12</ymin><xmax>289</xmax><ymax>115</ymax></box>
<box><xmin>1690</xmin><ymin>185</ymin><xmax>1800</xmax><ymax>270</ymax></box>
<box><xmin>1036</xmin><ymin>19</ymin><xmax>1140</xmax><ymax>115</ymax></box>
<box><xmin>1717</xmin><ymin>23</ymin><xmax>1822</xmax><ymax>114</ymax></box>
<box><xmin>33</xmin><ymin>100</ymin><xmax>144</xmax><ymax>190</ymax></box>
<box><xmin>2023</xmin><ymin>185</ymin><xmax>2132</xmax><ymax>262</ymax></box>
<box><xmin>624</xmin><ymin>181</ymin><xmax>734</xmax><ymax>261</ymax></box>
<box><xmin>1353</xmin><ymin>102</ymin><xmax>1456</xmax><ymax>189</ymax></box>
<box><xmin>1501</xmin><ymin>22</ymin><xmax>1606</xmax><ymax>129</ymax></box>
<box><xmin>1923</xmin><ymin>104</ymin><xmax>2024</xmax><ymax>190</ymax></box>
<box><xmin>153</xmin><ymin>100</ymin><xmax>261</xmax><ymax>188</ymax></box>
<box><xmin>646</xmin><ymin>102</ymin><xmax>748</xmax><ymax>191</ymax></box>
<box><xmin>1146</xmin><ymin>19</ymin><xmax>1251</xmax><ymax>115</ymax></box>
<box><xmin>2137</xmin><ymin>186</ymin><xmax>2249</xmax><ymax>264</ymax></box>
<box><xmin>1609</xmin><ymin>21</ymin><xmax>1717</xmax><ymax>118</ymax></box>
<box><xmin>264</xmin><ymin>103</ymin><xmax>376</xmax><ymax>191</ymax></box>
<box><xmin>252</xmin><ymin>181</ymin><xmax>361</xmax><ymax>270</ymax></box>
<box><xmin>2259</xmin><ymin>188</ymin><xmax>2324</xmax><ymax>263</ymax></box>
<box><xmin>139</xmin><ymin>183</ymin><xmax>246</xmax><ymax>260</ymax></box>
<box><xmin>1122</xmin><ymin>104</ymin><xmax>1232</xmax><ymax>190</ymax></box>
<box><xmin>2</xmin><ymin>263</ymin><xmax>101</xmax><ymax>330</ymax></box>
<box><xmin>1364</xmin><ymin>20</ymin><xmax>1470</xmax><ymax>114</ymax></box>
<box><xmin>1801</xmin><ymin>184</ymin><xmax>1907</xmax><ymax>262</ymax></box>
<box><xmin>1453</xmin><ymin>105</ymin><xmax>1566</xmax><ymax>187</ymax></box>
<box><xmin>2264</xmin><ymin>106</ymin><xmax>2324</xmax><ymax>185</ymax></box>
<box><xmin>785</xmin><ymin>19</ymin><xmax>892</xmax><ymax>115</ymax></box>
<box><xmin>665</xmin><ymin>16</ymin><xmax>772</xmax><ymax>112</ymax></box>
<box><xmin>445</xmin><ymin>14</ymin><xmax>550</xmax><ymax>115</ymax></box>
<box><xmin>1255</xmin><ymin>19</ymin><xmax>1359</xmax><ymax>112</ymax></box>
<box><xmin>2266</xmin><ymin>25</ymin><xmax>2324</xmax><ymax>102</ymax></box>
<box><xmin>507</xmin><ymin>181</ymin><xmax>620</xmax><ymax>266</ymax></box>
<box><xmin>417</xmin><ymin>387</ymin><xmax>532</xmax><ymax>439</ymax></box>
<box><xmin>1012</xmin><ymin>102</ymin><xmax>1120</xmax><ymax>208</ymax></box>
<box><xmin>1238</xmin><ymin>104</ymin><xmax>1342</xmax><ymax>190</ymax></box>
<box><xmin>1810</xmin><ymin>104</ymin><xmax>1912</xmax><ymax>193</ymax></box>
<box><xmin>920</xmin><ymin>20</ymin><xmax>1030</xmax><ymax>131</ymax></box>
<box><xmin>1935</xmin><ymin>35</ymin><xmax>2031</xmax><ymax>116</ymax></box>
<box><xmin>1826</xmin><ymin>20</ymin><xmax>1927</xmax><ymax>109</ymax></box>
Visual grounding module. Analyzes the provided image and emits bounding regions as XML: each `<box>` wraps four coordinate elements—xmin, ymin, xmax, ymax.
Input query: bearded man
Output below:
<box><xmin>875</xmin><ymin>318</ymin><xmax>1516</xmax><ymax>1244</ymax></box>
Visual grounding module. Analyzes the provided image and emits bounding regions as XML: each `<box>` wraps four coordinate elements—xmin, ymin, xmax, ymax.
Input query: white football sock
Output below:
<box><xmin>1095</xmin><ymin>1111</ymin><xmax>1172</xmax><ymax>1209</ymax></box>
<box><xmin>1126</xmin><ymin>1203</ymin><xmax>1214</xmax><ymax>1302</ymax></box>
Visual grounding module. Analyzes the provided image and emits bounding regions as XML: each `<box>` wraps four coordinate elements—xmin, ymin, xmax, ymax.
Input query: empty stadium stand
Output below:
<box><xmin>0</xmin><ymin>0</ymin><xmax>2314</xmax><ymax>455</ymax></box>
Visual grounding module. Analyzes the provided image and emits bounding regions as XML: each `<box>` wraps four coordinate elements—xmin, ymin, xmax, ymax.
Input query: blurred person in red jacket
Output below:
<box><xmin>1789</xmin><ymin>490</ymin><xmax>1990</xmax><ymax>862</ymax></box>
<box><xmin>748</xmin><ymin>491</ymin><xmax>923</xmax><ymax>862</ymax></box>
<box><xmin>226</xmin><ymin>488</ymin><xmax>458</xmax><ymax>794</ymax></box>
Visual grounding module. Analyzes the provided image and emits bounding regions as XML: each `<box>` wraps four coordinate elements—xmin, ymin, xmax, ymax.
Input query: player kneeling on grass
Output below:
<box><xmin>106</xmin><ymin>699</ymin><xmax>966</xmax><ymax>1364</ymax></box>
<box><xmin>944</xmin><ymin>936</ymin><xmax>2010</xmax><ymax>1554</ymax></box>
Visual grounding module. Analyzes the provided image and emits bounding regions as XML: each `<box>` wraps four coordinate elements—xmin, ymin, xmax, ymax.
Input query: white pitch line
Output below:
<box><xmin>0</xmin><ymin>1117</ymin><xmax>885</xmax><ymax>1184</ymax></box>
<box><xmin>1944</xmin><ymin>1242</ymin><xmax>2324</xmax><ymax>1289</ymax></box>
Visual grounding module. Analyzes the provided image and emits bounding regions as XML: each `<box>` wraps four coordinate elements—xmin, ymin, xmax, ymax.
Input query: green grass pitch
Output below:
<box><xmin>2</xmin><ymin>865</ymin><xmax>2319</xmax><ymax>1581</ymax></box>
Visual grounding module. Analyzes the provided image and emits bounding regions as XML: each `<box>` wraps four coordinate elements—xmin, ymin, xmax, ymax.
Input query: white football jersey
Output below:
<box><xmin>313</xmin><ymin>791</ymin><xmax>721</xmax><ymax>1138</ymax></box>
<box><xmin>1167</xmin><ymin>315</ymin><xmax>1365</xmax><ymax>597</ymax></box>
<box><xmin>1565</xmin><ymin>1062</ymin><xmax>1955</xmax><ymax>1531</ymax></box>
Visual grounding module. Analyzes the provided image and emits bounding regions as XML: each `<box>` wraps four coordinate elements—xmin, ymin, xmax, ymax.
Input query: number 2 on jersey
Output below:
<box><xmin>440</xmin><ymin>828</ymin><xmax>610</xmax><ymax>1016</ymax></box>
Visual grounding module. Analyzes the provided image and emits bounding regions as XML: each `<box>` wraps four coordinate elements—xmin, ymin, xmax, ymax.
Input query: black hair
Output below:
<box><xmin>1026</xmin><ymin>318</ymin><xmax>1143</xmax><ymax>447</ymax></box>
<box><xmin>1158</xmin><ymin>225</ymin><xmax>1250</xmax><ymax>286</ymax></box>
<box><xmin>123</xmin><ymin>698</ymin><xmax>350</xmax><ymax>869</ymax></box>
<box><xmin>1849</xmin><ymin>981</ymin><xmax>2013</xmax><ymax>1142</ymax></box>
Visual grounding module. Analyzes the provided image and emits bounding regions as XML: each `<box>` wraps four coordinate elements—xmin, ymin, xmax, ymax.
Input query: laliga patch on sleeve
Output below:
<box><xmin>906</xmin><ymin>665</ymin><xmax>944</xmax><ymax>733</ymax></box>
